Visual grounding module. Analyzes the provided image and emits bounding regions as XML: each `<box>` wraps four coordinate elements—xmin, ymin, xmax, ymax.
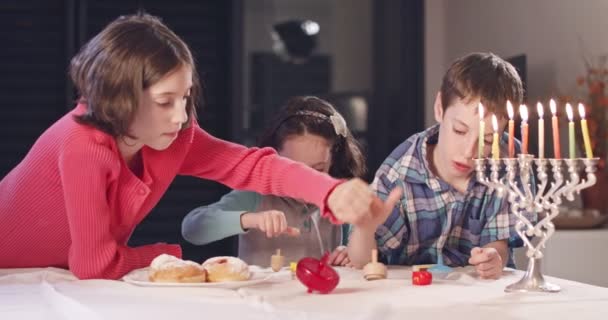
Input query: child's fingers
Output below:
<box><xmin>264</xmin><ymin>214</ymin><xmax>274</xmax><ymax>237</ymax></box>
<box><xmin>272</xmin><ymin>213</ymin><xmax>282</xmax><ymax>235</ymax></box>
<box><xmin>329</xmin><ymin>246</ymin><xmax>348</xmax><ymax>265</ymax></box>
<box><xmin>469</xmin><ymin>247</ymin><xmax>496</xmax><ymax>265</ymax></box>
<box><xmin>278</xmin><ymin>215</ymin><xmax>287</xmax><ymax>234</ymax></box>
<box><xmin>383</xmin><ymin>187</ymin><xmax>403</xmax><ymax>215</ymax></box>
<box><xmin>284</xmin><ymin>227</ymin><xmax>301</xmax><ymax>237</ymax></box>
<box><xmin>341</xmin><ymin>256</ymin><xmax>351</xmax><ymax>266</ymax></box>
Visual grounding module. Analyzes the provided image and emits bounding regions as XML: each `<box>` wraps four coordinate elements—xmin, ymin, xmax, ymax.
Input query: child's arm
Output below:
<box><xmin>181</xmin><ymin>190</ymin><xmax>261</xmax><ymax>245</ymax></box>
<box><xmin>60</xmin><ymin>139</ymin><xmax>181</xmax><ymax>280</ymax></box>
<box><xmin>348</xmin><ymin>187</ymin><xmax>402</xmax><ymax>268</ymax></box>
<box><xmin>179</xmin><ymin>126</ymin><xmax>342</xmax><ymax>222</ymax></box>
<box><xmin>469</xmin><ymin>197</ymin><xmax>513</xmax><ymax>279</ymax></box>
<box><xmin>469</xmin><ymin>240</ymin><xmax>508</xmax><ymax>279</ymax></box>
<box><xmin>347</xmin><ymin>222</ymin><xmax>379</xmax><ymax>268</ymax></box>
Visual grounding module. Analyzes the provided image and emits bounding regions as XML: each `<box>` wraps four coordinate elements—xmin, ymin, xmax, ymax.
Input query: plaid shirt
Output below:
<box><xmin>372</xmin><ymin>124</ymin><xmax>530</xmax><ymax>267</ymax></box>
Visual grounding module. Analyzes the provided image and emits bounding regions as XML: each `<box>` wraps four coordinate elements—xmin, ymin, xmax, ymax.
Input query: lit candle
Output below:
<box><xmin>478</xmin><ymin>103</ymin><xmax>485</xmax><ymax>159</ymax></box>
<box><xmin>578</xmin><ymin>103</ymin><xmax>593</xmax><ymax>158</ymax></box>
<box><xmin>537</xmin><ymin>102</ymin><xmax>545</xmax><ymax>159</ymax></box>
<box><xmin>492</xmin><ymin>114</ymin><xmax>499</xmax><ymax>159</ymax></box>
<box><xmin>520</xmin><ymin>104</ymin><xmax>529</xmax><ymax>154</ymax></box>
<box><xmin>566</xmin><ymin>103</ymin><xmax>575</xmax><ymax>159</ymax></box>
<box><xmin>507</xmin><ymin>101</ymin><xmax>515</xmax><ymax>158</ymax></box>
<box><xmin>550</xmin><ymin>99</ymin><xmax>561</xmax><ymax>159</ymax></box>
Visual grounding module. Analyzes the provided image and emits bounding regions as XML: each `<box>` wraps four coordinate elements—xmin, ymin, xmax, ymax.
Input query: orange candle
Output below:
<box><xmin>520</xmin><ymin>104</ymin><xmax>529</xmax><ymax>154</ymax></box>
<box><xmin>537</xmin><ymin>102</ymin><xmax>545</xmax><ymax>159</ymax></box>
<box><xmin>507</xmin><ymin>101</ymin><xmax>515</xmax><ymax>158</ymax></box>
<box><xmin>550</xmin><ymin>99</ymin><xmax>561</xmax><ymax>159</ymax></box>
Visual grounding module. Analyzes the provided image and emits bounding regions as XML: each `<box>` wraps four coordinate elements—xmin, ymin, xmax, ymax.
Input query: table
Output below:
<box><xmin>1</xmin><ymin>266</ymin><xmax>607</xmax><ymax>320</ymax></box>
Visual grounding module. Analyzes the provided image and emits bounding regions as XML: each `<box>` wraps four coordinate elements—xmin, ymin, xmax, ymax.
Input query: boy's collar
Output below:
<box><xmin>402</xmin><ymin>124</ymin><xmax>452</xmax><ymax>193</ymax></box>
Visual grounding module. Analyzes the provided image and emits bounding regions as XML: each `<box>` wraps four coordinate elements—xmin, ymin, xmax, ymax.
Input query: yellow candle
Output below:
<box><xmin>537</xmin><ymin>102</ymin><xmax>545</xmax><ymax>159</ymax></box>
<box><xmin>492</xmin><ymin>114</ymin><xmax>499</xmax><ymax>159</ymax></box>
<box><xmin>478</xmin><ymin>103</ymin><xmax>485</xmax><ymax>158</ymax></box>
<box><xmin>520</xmin><ymin>104</ymin><xmax>529</xmax><ymax>154</ymax></box>
<box><xmin>578</xmin><ymin>103</ymin><xmax>593</xmax><ymax>158</ymax></box>
<box><xmin>507</xmin><ymin>101</ymin><xmax>515</xmax><ymax>158</ymax></box>
<box><xmin>566</xmin><ymin>103</ymin><xmax>575</xmax><ymax>159</ymax></box>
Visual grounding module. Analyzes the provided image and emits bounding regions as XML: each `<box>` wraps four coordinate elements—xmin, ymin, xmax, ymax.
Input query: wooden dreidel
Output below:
<box><xmin>271</xmin><ymin>249</ymin><xmax>285</xmax><ymax>272</ymax></box>
<box><xmin>363</xmin><ymin>249</ymin><xmax>387</xmax><ymax>280</ymax></box>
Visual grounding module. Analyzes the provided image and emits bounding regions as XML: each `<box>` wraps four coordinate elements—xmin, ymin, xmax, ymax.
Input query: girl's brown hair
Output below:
<box><xmin>70</xmin><ymin>13</ymin><xmax>200</xmax><ymax>137</ymax></box>
<box><xmin>258</xmin><ymin>96</ymin><xmax>366</xmax><ymax>179</ymax></box>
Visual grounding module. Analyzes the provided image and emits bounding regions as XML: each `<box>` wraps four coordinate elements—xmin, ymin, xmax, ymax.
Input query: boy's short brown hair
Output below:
<box><xmin>440</xmin><ymin>52</ymin><xmax>523</xmax><ymax>119</ymax></box>
<box><xmin>70</xmin><ymin>13</ymin><xmax>200</xmax><ymax>137</ymax></box>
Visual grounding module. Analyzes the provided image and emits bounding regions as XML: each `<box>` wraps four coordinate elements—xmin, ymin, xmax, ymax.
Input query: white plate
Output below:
<box><xmin>122</xmin><ymin>267</ymin><xmax>273</xmax><ymax>289</ymax></box>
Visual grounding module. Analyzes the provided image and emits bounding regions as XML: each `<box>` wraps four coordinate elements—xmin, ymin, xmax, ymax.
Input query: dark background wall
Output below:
<box><xmin>0</xmin><ymin>0</ymin><xmax>424</xmax><ymax>262</ymax></box>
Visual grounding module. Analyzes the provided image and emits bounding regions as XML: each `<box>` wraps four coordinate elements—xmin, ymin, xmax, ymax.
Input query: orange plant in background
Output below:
<box><xmin>574</xmin><ymin>54</ymin><xmax>608</xmax><ymax>168</ymax></box>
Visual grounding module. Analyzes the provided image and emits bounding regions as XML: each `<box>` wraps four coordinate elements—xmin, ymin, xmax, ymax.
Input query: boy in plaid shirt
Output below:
<box><xmin>348</xmin><ymin>52</ymin><xmax>528</xmax><ymax>279</ymax></box>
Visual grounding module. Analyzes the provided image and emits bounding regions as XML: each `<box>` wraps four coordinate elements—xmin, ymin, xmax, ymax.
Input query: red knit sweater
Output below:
<box><xmin>0</xmin><ymin>104</ymin><xmax>340</xmax><ymax>279</ymax></box>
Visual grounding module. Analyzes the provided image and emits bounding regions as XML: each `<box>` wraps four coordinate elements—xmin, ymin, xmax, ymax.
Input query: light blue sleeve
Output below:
<box><xmin>181</xmin><ymin>190</ymin><xmax>261</xmax><ymax>245</ymax></box>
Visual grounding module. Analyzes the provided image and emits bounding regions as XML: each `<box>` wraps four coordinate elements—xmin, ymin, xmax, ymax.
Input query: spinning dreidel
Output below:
<box><xmin>295</xmin><ymin>252</ymin><xmax>340</xmax><ymax>294</ymax></box>
<box><xmin>363</xmin><ymin>249</ymin><xmax>387</xmax><ymax>280</ymax></box>
<box><xmin>270</xmin><ymin>249</ymin><xmax>285</xmax><ymax>272</ymax></box>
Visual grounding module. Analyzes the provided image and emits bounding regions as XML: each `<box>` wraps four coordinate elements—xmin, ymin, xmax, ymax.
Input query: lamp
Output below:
<box><xmin>271</xmin><ymin>20</ymin><xmax>319</xmax><ymax>64</ymax></box>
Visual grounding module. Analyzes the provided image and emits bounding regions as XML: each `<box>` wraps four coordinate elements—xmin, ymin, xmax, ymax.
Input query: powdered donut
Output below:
<box><xmin>202</xmin><ymin>256</ymin><xmax>251</xmax><ymax>282</ymax></box>
<box><xmin>148</xmin><ymin>254</ymin><xmax>207</xmax><ymax>283</ymax></box>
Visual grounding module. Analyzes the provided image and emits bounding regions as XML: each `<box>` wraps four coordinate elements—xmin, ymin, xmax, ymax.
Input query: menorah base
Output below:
<box><xmin>505</xmin><ymin>257</ymin><xmax>560</xmax><ymax>293</ymax></box>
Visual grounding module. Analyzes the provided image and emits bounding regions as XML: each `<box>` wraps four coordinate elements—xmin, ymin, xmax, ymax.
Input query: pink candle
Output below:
<box><xmin>537</xmin><ymin>102</ymin><xmax>545</xmax><ymax>159</ymax></box>
<box><xmin>507</xmin><ymin>101</ymin><xmax>515</xmax><ymax>158</ymax></box>
<box><xmin>520</xmin><ymin>104</ymin><xmax>529</xmax><ymax>154</ymax></box>
<box><xmin>550</xmin><ymin>99</ymin><xmax>561</xmax><ymax>159</ymax></box>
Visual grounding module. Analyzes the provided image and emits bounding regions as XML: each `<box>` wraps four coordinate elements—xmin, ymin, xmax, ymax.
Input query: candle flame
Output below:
<box><xmin>566</xmin><ymin>103</ymin><xmax>574</xmax><ymax>121</ymax></box>
<box><xmin>520</xmin><ymin>104</ymin><xmax>528</xmax><ymax>122</ymax></box>
<box><xmin>537</xmin><ymin>102</ymin><xmax>544</xmax><ymax>118</ymax></box>
<box><xmin>549</xmin><ymin>99</ymin><xmax>557</xmax><ymax>115</ymax></box>
<box><xmin>478</xmin><ymin>102</ymin><xmax>484</xmax><ymax>119</ymax></box>
<box><xmin>492</xmin><ymin>114</ymin><xmax>498</xmax><ymax>132</ymax></box>
<box><xmin>550</xmin><ymin>99</ymin><xmax>557</xmax><ymax>115</ymax></box>
<box><xmin>506</xmin><ymin>101</ymin><xmax>514</xmax><ymax>119</ymax></box>
<box><xmin>578</xmin><ymin>103</ymin><xmax>586</xmax><ymax>119</ymax></box>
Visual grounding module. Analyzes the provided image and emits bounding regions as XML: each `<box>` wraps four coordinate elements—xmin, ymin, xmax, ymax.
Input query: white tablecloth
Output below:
<box><xmin>1</xmin><ymin>266</ymin><xmax>607</xmax><ymax>320</ymax></box>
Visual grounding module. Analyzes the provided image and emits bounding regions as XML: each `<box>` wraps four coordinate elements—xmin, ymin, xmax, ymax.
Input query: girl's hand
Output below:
<box><xmin>241</xmin><ymin>210</ymin><xmax>300</xmax><ymax>238</ymax></box>
<box><xmin>327</xmin><ymin>245</ymin><xmax>351</xmax><ymax>266</ymax></box>
<box><xmin>328</xmin><ymin>178</ymin><xmax>402</xmax><ymax>226</ymax></box>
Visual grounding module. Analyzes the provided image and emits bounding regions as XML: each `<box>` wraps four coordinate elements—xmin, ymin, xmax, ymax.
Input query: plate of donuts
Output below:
<box><xmin>122</xmin><ymin>255</ymin><xmax>273</xmax><ymax>289</ymax></box>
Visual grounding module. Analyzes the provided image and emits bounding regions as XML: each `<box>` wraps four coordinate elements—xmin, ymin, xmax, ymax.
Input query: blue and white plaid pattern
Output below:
<box><xmin>372</xmin><ymin>124</ymin><xmax>529</xmax><ymax>267</ymax></box>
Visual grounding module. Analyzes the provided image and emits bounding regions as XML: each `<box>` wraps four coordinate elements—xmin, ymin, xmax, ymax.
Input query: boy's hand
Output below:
<box><xmin>468</xmin><ymin>247</ymin><xmax>503</xmax><ymax>279</ymax></box>
<box><xmin>327</xmin><ymin>245</ymin><xmax>351</xmax><ymax>266</ymax></box>
<box><xmin>328</xmin><ymin>178</ymin><xmax>402</xmax><ymax>225</ymax></box>
<box><xmin>241</xmin><ymin>210</ymin><xmax>300</xmax><ymax>238</ymax></box>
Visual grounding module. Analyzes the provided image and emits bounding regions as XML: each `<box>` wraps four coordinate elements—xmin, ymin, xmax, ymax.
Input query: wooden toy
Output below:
<box><xmin>363</xmin><ymin>249</ymin><xmax>387</xmax><ymax>280</ymax></box>
<box><xmin>271</xmin><ymin>249</ymin><xmax>285</xmax><ymax>272</ymax></box>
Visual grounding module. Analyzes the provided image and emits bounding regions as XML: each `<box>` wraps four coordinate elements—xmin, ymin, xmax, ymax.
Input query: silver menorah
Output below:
<box><xmin>474</xmin><ymin>154</ymin><xmax>598</xmax><ymax>293</ymax></box>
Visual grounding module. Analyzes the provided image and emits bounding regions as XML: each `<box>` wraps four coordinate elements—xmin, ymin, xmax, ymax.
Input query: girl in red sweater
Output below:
<box><xmin>0</xmin><ymin>13</ymin><xmax>400</xmax><ymax>280</ymax></box>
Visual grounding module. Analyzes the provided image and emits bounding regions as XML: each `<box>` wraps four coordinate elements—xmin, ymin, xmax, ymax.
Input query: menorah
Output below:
<box><xmin>474</xmin><ymin>154</ymin><xmax>598</xmax><ymax>293</ymax></box>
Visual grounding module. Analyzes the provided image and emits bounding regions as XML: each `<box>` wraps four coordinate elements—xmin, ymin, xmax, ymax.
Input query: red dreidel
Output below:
<box><xmin>412</xmin><ymin>265</ymin><xmax>433</xmax><ymax>286</ymax></box>
<box><xmin>295</xmin><ymin>252</ymin><xmax>340</xmax><ymax>294</ymax></box>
